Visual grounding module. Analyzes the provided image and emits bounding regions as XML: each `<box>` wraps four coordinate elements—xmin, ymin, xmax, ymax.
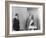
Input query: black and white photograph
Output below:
<box><xmin>12</xmin><ymin>7</ymin><xmax>40</xmax><ymax>31</ymax></box>
<box><xmin>5</xmin><ymin>1</ymin><xmax>45</xmax><ymax>37</ymax></box>
<box><xmin>9</xmin><ymin>4</ymin><xmax>44</xmax><ymax>34</ymax></box>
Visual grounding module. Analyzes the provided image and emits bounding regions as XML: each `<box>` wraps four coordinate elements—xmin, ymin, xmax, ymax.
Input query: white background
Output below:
<box><xmin>0</xmin><ymin>0</ymin><xmax>46</xmax><ymax>38</ymax></box>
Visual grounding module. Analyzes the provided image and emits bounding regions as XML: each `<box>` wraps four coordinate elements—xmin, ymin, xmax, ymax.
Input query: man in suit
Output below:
<box><xmin>13</xmin><ymin>13</ymin><xmax>20</xmax><ymax>31</ymax></box>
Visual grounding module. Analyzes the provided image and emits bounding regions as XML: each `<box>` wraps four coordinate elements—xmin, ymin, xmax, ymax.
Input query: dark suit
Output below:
<box><xmin>13</xmin><ymin>18</ymin><xmax>20</xmax><ymax>31</ymax></box>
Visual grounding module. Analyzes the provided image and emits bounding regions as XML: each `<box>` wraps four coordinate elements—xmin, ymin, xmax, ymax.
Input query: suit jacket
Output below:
<box><xmin>13</xmin><ymin>18</ymin><xmax>20</xmax><ymax>31</ymax></box>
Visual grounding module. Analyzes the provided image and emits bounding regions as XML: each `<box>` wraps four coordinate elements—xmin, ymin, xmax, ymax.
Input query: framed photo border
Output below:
<box><xmin>5</xmin><ymin>1</ymin><xmax>45</xmax><ymax>37</ymax></box>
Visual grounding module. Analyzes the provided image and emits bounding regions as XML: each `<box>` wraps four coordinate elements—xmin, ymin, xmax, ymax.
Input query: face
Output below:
<box><xmin>15</xmin><ymin>16</ymin><xmax>19</xmax><ymax>20</ymax></box>
<box><xmin>29</xmin><ymin>16</ymin><xmax>32</xmax><ymax>19</ymax></box>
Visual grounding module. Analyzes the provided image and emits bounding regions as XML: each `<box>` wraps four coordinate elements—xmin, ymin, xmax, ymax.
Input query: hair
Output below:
<box><xmin>15</xmin><ymin>13</ymin><xmax>18</xmax><ymax>16</ymax></box>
